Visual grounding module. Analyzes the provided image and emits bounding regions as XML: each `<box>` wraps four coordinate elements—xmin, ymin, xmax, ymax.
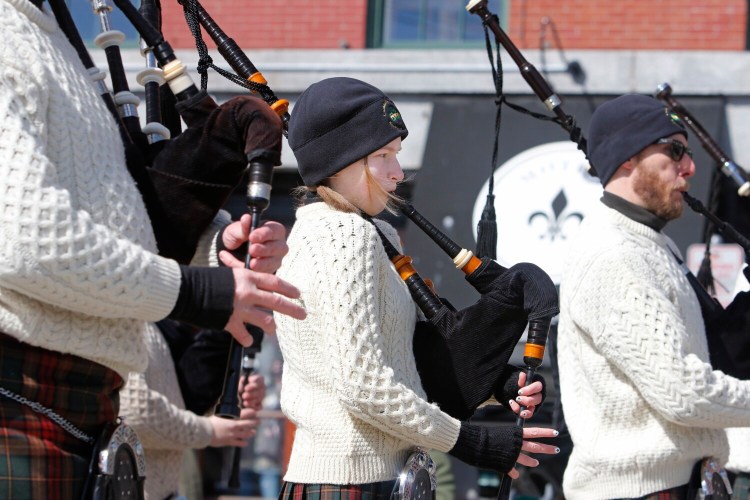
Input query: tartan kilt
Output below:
<box><xmin>278</xmin><ymin>480</ymin><xmax>398</xmax><ymax>500</ymax></box>
<box><xmin>0</xmin><ymin>333</ymin><xmax>123</xmax><ymax>500</ymax></box>
<box><xmin>616</xmin><ymin>483</ymin><xmax>689</xmax><ymax>500</ymax></box>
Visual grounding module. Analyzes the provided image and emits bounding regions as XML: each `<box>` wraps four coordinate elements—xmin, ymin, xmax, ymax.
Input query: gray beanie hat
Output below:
<box><xmin>588</xmin><ymin>94</ymin><xmax>687</xmax><ymax>186</ymax></box>
<box><xmin>288</xmin><ymin>77</ymin><xmax>408</xmax><ymax>187</ymax></box>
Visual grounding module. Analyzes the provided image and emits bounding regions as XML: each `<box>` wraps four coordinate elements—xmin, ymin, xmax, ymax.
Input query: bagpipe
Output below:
<box><xmin>369</xmin><ymin>200</ymin><xmax>557</xmax><ymax>497</ymax></box>
<box><xmin>386</xmin><ymin>201</ymin><xmax>557</xmax><ymax>421</ymax></box>
<box><xmin>464</xmin><ymin>0</ymin><xmax>750</xmax><ymax>496</ymax></box>
<box><xmin>653</xmin><ymin>84</ymin><xmax>750</xmax><ymax>380</ymax></box>
<box><xmin>48</xmin><ymin>0</ymin><xmax>291</xmax><ymax>492</ymax></box>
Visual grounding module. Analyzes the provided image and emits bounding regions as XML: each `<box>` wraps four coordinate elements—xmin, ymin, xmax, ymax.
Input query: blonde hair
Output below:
<box><xmin>294</xmin><ymin>157</ymin><xmax>405</xmax><ymax>215</ymax></box>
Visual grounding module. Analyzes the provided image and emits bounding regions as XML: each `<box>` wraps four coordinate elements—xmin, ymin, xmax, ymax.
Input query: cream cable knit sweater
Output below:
<box><xmin>0</xmin><ymin>0</ymin><xmax>182</xmax><ymax>378</ymax></box>
<box><xmin>275</xmin><ymin>203</ymin><xmax>461</xmax><ymax>484</ymax></box>
<box><xmin>558</xmin><ymin>203</ymin><xmax>750</xmax><ymax>500</ymax></box>
<box><xmin>119</xmin><ymin>327</ymin><xmax>214</xmax><ymax>499</ymax></box>
<box><xmin>119</xmin><ymin>212</ymin><xmax>230</xmax><ymax>499</ymax></box>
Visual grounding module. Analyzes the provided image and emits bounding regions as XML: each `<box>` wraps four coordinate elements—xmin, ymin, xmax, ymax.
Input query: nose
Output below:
<box><xmin>391</xmin><ymin>158</ymin><xmax>404</xmax><ymax>182</ymax></box>
<box><xmin>680</xmin><ymin>156</ymin><xmax>696</xmax><ymax>178</ymax></box>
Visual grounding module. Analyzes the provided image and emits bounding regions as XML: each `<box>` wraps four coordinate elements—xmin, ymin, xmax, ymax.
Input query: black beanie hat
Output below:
<box><xmin>588</xmin><ymin>94</ymin><xmax>688</xmax><ymax>187</ymax></box>
<box><xmin>288</xmin><ymin>77</ymin><xmax>409</xmax><ymax>187</ymax></box>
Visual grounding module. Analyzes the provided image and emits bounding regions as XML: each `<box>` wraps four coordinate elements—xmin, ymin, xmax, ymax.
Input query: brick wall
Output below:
<box><xmin>161</xmin><ymin>0</ymin><xmax>369</xmax><ymax>49</ymax></box>
<box><xmin>507</xmin><ymin>0</ymin><xmax>747</xmax><ymax>50</ymax></box>
<box><xmin>161</xmin><ymin>0</ymin><xmax>747</xmax><ymax>51</ymax></box>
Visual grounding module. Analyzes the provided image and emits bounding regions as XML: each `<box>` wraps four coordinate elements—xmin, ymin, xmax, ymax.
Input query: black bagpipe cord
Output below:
<box><xmin>474</xmin><ymin>13</ymin><xmax>590</xmax><ymax>261</ymax></box>
<box><xmin>180</xmin><ymin>0</ymin><xmax>253</xmax><ymax>93</ymax></box>
<box><xmin>178</xmin><ymin>0</ymin><xmax>282</xmax><ymax>104</ymax></box>
<box><xmin>475</xmin><ymin>19</ymin><xmax>503</xmax><ymax>261</ymax></box>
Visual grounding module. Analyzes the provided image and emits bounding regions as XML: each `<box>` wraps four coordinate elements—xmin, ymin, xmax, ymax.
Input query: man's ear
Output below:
<box><xmin>621</xmin><ymin>158</ymin><xmax>636</xmax><ymax>172</ymax></box>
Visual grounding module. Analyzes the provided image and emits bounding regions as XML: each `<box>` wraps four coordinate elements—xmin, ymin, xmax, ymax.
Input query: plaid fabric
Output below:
<box><xmin>278</xmin><ymin>480</ymin><xmax>398</xmax><ymax>500</ymax></box>
<box><xmin>0</xmin><ymin>333</ymin><xmax>123</xmax><ymax>500</ymax></box>
<box><xmin>732</xmin><ymin>471</ymin><xmax>750</xmax><ymax>500</ymax></box>
<box><xmin>615</xmin><ymin>483</ymin><xmax>689</xmax><ymax>500</ymax></box>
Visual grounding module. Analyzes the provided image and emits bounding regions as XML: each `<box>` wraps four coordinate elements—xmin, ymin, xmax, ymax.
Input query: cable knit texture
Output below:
<box><xmin>558</xmin><ymin>202</ymin><xmax>750</xmax><ymax>500</ymax></box>
<box><xmin>275</xmin><ymin>202</ymin><xmax>461</xmax><ymax>484</ymax></box>
<box><xmin>119</xmin><ymin>327</ymin><xmax>214</xmax><ymax>499</ymax></box>
<box><xmin>191</xmin><ymin>209</ymin><xmax>232</xmax><ymax>268</ymax></box>
<box><xmin>0</xmin><ymin>0</ymin><xmax>182</xmax><ymax>377</ymax></box>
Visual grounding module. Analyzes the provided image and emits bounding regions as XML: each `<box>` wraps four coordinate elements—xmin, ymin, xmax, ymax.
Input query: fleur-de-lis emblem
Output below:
<box><xmin>528</xmin><ymin>190</ymin><xmax>583</xmax><ymax>241</ymax></box>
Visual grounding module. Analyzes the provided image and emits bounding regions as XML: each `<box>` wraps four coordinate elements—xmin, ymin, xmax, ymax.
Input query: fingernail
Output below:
<box><xmin>555</xmin><ymin>447</ymin><xmax>561</xmax><ymax>454</ymax></box>
<box><xmin>509</xmin><ymin>400</ymin><xmax>515</xmax><ymax>407</ymax></box>
<box><xmin>516</xmin><ymin>396</ymin><xmax>523</xmax><ymax>402</ymax></box>
<box><xmin>553</xmin><ymin>430</ymin><xmax>559</xmax><ymax>436</ymax></box>
<box><xmin>521</xmin><ymin>411</ymin><xmax>528</xmax><ymax>417</ymax></box>
<box><xmin>518</xmin><ymin>389</ymin><xmax>524</xmax><ymax>395</ymax></box>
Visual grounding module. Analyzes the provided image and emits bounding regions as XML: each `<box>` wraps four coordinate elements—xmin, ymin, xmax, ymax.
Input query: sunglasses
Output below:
<box><xmin>656</xmin><ymin>138</ymin><xmax>693</xmax><ymax>162</ymax></box>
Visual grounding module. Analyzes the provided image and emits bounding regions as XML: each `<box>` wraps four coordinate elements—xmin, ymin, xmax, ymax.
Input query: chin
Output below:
<box><xmin>363</xmin><ymin>206</ymin><xmax>387</xmax><ymax>217</ymax></box>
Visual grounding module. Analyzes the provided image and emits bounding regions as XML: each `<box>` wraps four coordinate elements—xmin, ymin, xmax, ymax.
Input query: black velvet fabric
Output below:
<box><xmin>414</xmin><ymin>259</ymin><xmax>558</xmax><ymax>420</ymax></box>
<box><xmin>144</xmin><ymin>92</ymin><xmax>283</xmax><ymax>263</ymax></box>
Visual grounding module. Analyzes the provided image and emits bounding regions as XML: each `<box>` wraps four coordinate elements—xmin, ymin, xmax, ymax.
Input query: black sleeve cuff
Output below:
<box><xmin>168</xmin><ymin>265</ymin><xmax>235</xmax><ymax>330</ymax></box>
<box><xmin>449</xmin><ymin>422</ymin><xmax>524</xmax><ymax>474</ymax></box>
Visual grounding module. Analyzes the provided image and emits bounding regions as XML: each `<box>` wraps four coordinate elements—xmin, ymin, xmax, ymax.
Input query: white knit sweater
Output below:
<box><xmin>275</xmin><ymin>203</ymin><xmax>461</xmax><ymax>484</ymax></box>
<box><xmin>558</xmin><ymin>203</ymin><xmax>750</xmax><ymax>499</ymax></box>
<box><xmin>118</xmin><ymin>212</ymin><xmax>230</xmax><ymax>499</ymax></box>
<box><xmin>0</xmin><ymin>0</ymin><xmax>182</xmax><ymax>378</ymax></box>
<box><xmin>119</xmin><ymin>327</ymin><xmax>214</xmax><ymax>499</ymax></box>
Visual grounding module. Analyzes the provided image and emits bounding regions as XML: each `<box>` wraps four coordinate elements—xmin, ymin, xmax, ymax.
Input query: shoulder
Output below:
<box><xmin>292</xmin><ymin>203</ymin><xmax>380</xmax><ymax>245</ymax></box>
<box><xmin>0</xmin><ymin>4</ymin><xmax>50</xmax><ymax>79</ymax></box>
<box><xmin>372</xmin><ymin>217</ymin><xmax>402</xmax><ymax>252</ymax></box>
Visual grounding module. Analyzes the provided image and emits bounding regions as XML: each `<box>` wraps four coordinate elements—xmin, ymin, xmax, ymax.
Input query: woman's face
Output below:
<box><xmin>330</xmin><ymin>137</ymin><xmax>404</xmax><ymax>215</ymax></box>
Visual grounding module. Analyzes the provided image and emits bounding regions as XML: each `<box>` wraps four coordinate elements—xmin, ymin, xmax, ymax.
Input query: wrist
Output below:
<box><xmin>448</xmin><ymin>422</ymin><xmax>523</xmax><ymax>473</ymax></box>
<box><xmin>168</xmin><ymin>265</ymin><xmax>235</xmax><ymax>329</ymax></box>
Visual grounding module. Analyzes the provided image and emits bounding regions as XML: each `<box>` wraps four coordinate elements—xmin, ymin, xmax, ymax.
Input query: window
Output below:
<box><xmin>64</xmin><ymin>0</ymin><xmax>142</xmax><ymax>48</ymax></box>
<box><xmin>368</xmin><ymin>0</ymin><xmax>507</xmax><ymax>48</ymax></box>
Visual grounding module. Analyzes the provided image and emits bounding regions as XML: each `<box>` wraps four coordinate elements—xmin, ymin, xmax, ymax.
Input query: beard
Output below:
<box><xmin>632</xmin><ymin>166</ymin><xmax>687</xmax><ymax>221</ymax></box>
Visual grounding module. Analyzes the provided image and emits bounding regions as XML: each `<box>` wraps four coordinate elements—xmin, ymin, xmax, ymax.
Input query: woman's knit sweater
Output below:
<box><xmin>275</xmin><ymin>202</ymin><xmax>461</xmax><ymax>484</ymax></box>
<box><xmin>0</xmin><ymin>0</ymin><xmax>182</xmax><ymax>378</ymax></box>
<box><xmin>119</xmin><ymin>326</ymin><xmax>214</xmax><ymax>499</ymax></box>
<box><xmin>558</xmin><ymin>203</ymin><xmax>750</xmax><ymax>500</ymax></box>
<box><xmin>117</xmin><ymin>213</ymin><xmax>230</xmax><ymax>499</ymax></box>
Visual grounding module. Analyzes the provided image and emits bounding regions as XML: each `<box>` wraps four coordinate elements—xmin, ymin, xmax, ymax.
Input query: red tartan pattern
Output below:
<box><xmin>615</xmin><ymin>483</ymin><xmax>689</xmax><ymax>500</ymax></box>
<box><xmin>278</xmin><ymin>480</ymin><xmax>398</xmax><ymax>500</ymax></box>
<box><xmin>0</xmin><ymin>333</ymin><xmax>122</xmax><ymax>499</ymax></box>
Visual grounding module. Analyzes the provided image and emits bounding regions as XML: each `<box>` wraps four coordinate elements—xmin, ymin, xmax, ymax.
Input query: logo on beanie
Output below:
<box><xmin>664</xmin><ymin>107</ymin><xmax>685</xmax><ymax>129</ymax></box>
<box><xmin>383</xmin><ymin>101</ymin><xmax>406</xmax><ymax>131</ymax></box>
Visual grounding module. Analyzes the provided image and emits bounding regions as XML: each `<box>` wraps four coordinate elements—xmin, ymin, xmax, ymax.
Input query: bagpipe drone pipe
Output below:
<box><xmin>463</xmin><ymin>0</ymin><xmax>750</xmax><ymax>496</ymax></box>
<box><xmin>654</xmin><ymin>83</ymin><xmax>750</xmax><ymax>379</ymax></box>
<box><xmin>653</xmin><ymin>86</ymin><xmax>750</xmax><ymax>381</ymax></box>
<box><xmin>52</xmin><ymin>0</ymin><xmax>284</xmax><ymax>265</ymax></box>
<box><xmin>49</xmin><ymin>0</ymin><xmax>290</xmax><ymax>489</ymax></box>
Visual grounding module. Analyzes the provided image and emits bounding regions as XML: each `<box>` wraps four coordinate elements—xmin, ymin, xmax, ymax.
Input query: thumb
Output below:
<box><xmin>223</xmin><ymin>215</ymin><xmax>252</xmax><ymax>251</ymax></box>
